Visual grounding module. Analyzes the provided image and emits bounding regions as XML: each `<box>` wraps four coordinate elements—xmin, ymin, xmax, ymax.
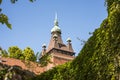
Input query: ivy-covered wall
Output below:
<box><xmin>33</xmin><ymin>0</ymin><xmax>120</xmax><ymax>80</ymax></box>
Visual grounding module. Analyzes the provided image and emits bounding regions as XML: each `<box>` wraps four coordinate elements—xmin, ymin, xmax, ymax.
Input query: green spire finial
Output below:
<box><xmin>54</xmin><ymin>12</ymin><xmax>58</xmax><ymax>26</ymax></box>
<box><xmin>51</xmin><ymin>12</ymin><xmax>61</xmax><ymax>33</ymax></box>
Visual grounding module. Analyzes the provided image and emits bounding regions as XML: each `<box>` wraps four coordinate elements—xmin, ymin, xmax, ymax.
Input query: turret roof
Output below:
<box><xmin>51</xmin><ymin>13</ymin><xmax>61</xmax><ymax>33</ymax></box>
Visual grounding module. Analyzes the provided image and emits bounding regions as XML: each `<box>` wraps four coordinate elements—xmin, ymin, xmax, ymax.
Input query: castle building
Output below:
<box><xmin>0</xmin><ymin>14</ymin><xmax>75</xmax><ymax>74</ymax></box>
<box><xmin>41</xmin><ymin>14</ymin><xmax>75</xmax><ymax>69</ymax></box>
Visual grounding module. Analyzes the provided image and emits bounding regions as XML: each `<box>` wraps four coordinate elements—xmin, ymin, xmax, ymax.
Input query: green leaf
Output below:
<box><xmin>29</xmin><ymin>0</ymin><xmax>36</xmax><ymax>2</ymax></box>
<box><xmin>0</xmin><ymin>13</ymin><xmax>12</xmax><ymax>29</ymax></box>
<box><xmin>10</xmin><ymin>0</ymin><xmax>18</xmax><ymax>4</ymax></box>
<box><xmin>0</xmin><ymin>8</ymin><xmax>2</xmax><ymax>12</ymax></box>
<box><xmin>6</xmin><ymin>22</ymin><xmax>12</xmax><ymax>29</ymax></box>
<box><xmin>0</xmin><ymin>0</ymin><xmax>2</xmax><ymax>4</ymax></box>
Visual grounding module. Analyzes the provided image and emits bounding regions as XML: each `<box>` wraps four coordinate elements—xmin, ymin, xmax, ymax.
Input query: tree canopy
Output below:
<box><xmin>23</xmin><ymin>47</ymin><xmax>36</xmax><ymax>61</ymax></box>
<box><xmin>8</xmin><ymin>46</ymin><xmax>23</xmax><ymax>59</ymax></box>
<box><xmin>7</xmin><ymin>46</ymin><xmax>36</xmax><ymax>61</ymax></box>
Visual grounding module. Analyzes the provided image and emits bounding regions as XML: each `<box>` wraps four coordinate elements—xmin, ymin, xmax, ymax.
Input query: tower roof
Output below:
<box><xmin>47</xmin><ymin>13</ymin><xmax>75</xmax><ymax>55</ymax></box>
<box><xmin>42</xmin><ymin>43</ymin><xmax>46</xmax><ymax>48</ymax></box>
<box><xmin>51</xmin><ymin>26</ymin><xmax>61</xmax><ymax>33</ymax></box>
<box><xmin>51</xmin><ymin>13</ymin><xmax>61</xmax><ymax>33</ymax></box>
<box><xmin>67</xmin><ymin>37</ymin><xmax>72</xmax><ymax>42</ymax></box>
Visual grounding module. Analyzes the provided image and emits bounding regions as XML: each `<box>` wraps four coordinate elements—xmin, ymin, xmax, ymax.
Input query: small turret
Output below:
<box><xmin>42</xmin><ymin>43</ymin><xmax>46</xmax><ymax>56</ymax></box>
<box><xmin>42</xmin><ymin>43</ymin><xmax>46</xmax><ymax>49</ymax></box>
<box><xmin>67</xmin><ymin>37</ymin><xmax>74</xmax><ymax>53</ymax></box>
<box><xmin>67</xmin><ymin>37</ymin><xmax>71</xmax><ymax>43</ymax></box>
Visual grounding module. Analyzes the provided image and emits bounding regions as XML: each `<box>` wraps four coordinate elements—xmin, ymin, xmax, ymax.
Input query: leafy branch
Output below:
<box><xmin>39</xmin><ymin>54</ymin><xmax>52</xmax><ymax>67</ymax></box>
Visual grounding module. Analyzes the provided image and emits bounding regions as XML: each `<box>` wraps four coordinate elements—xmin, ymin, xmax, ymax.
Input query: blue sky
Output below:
<box><xmin>0</xmin><ymin>0</ymin><xmax>107</xmax><ymax>55</ymax></box>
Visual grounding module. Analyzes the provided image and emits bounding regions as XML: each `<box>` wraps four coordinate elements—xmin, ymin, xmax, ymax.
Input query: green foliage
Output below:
<box><xmin>0</xmin><ymin>0</ymin><xmax>2</xmax><ymax>4</ymax></box>
<box><xmin>0</xmin><ymin>64</ymin><xmax>36</xmax><ymax>80</ymax></box>
<box><xmin>10</xmin><ymin>0</ymin><xmax>18</xmax><ymax>4</ymax></box>
<box><xmin>0</xmin><ymin>0</ymin><xmax>36</xmax><ymax>4</ymax></box>
<box><xmin>0</xmin><ymin>13</ymin><xmax>12</xmax><ymax>29</ymax></box>
<box><xmin>8</xmin><ymin>46</ymin><xmax>23</xmax><ymax>59</ymax></box>
<box><xmin>7</xmin><ymin>46</ymin><xmax>36</xmax><ymax>61</ymax></box>
<box><xmin>0</xmin><ymin>68</ymin><xmax>7</xmax><ymax>80</ymax></box>
<box><xmin>33</xmin><ymin>62</ymin><xmax>75</xmax><ymax>80</ymax></box>
<box><xmin>105</xmin><ymin>0</ymin><xmax>120</xmax><ymax>13</ymax></box>
<box><xmin>34</xmin><ymin>0</ymin><xmax>120</xmax><ymax>80</ymax></box>
<box><xmin>1</xmin><ymin>50</ymin><xmax>8</xmax><ymax>57</ymax></box>
<box><xmin>10</xmin><ymin>0</ymin><xmax>36</xmax><ymax>3</ymax></box>
<box><xmin>29</xmin><ymin>0</ymin><xmax>36</xmax><ymax>2</ymax></box>
<box><xmin>7</xmin><ymin>46</ymin><xmax>37</xmax><ymax>62</ymax></box>
<box><xmin>23</xmin><ymin>47</ymin><xmax>36</xmax><ymax>61</ymax></box>
<box><xmin>39</xmin><ymin>54</ymin><xmax>52</xmax><ymax>67</ymax></box>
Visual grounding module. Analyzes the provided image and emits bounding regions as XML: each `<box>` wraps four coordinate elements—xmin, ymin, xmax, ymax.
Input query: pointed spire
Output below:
<box><xmin>51</xmin><ymin>13</ymin><xmax>61</xmax><ymax>33</ymax></box>
<box><xmin>54</xmin><ymin>12</ymin><xmax>58</xmax><ymax>26</ymax></box>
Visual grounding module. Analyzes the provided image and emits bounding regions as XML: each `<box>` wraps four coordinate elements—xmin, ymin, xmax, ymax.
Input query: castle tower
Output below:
<box><xmin>47</xmin><ymin>13</ymin><xmax>63</xmax><ymax>51</ymax></box>
<box><xmin>45</xmin><ymin>14</ymin><xmax>75</xmax><ymax>69</ymax></box>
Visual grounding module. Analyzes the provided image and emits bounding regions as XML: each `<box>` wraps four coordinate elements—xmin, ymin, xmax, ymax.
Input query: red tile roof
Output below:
<box><xmin>1</xmin><ymin>57</ymin><xmax>45</xmax><ymax>75</ymax></box>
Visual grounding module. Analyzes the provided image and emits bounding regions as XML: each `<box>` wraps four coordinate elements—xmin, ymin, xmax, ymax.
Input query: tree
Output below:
<box><xmin>0</xmin><ymin>0</ymin><xmax>36</xmax><ymax>29</ymax></box>
<box><xmin>39</xmin><ymin>54</ymin><xmax>52</xmax><ymax>67</ymax></box>
<box><xmin>1</xmin><ymin>50</ymin><xmax>8</xmax><ymax>57</ymax></box>
<box><xmin>0</xmin><ymin>13</ymin><xmax>12</xmax><ymax>29</ymax></box>
<box><xmin>0</xmin><ymin>47</ymin><xmax>8</xmax><ymax>57</ymax></box>
<box><xmin>8</xmin><ymin>46</ymin><xmax>23</xmax><ymax>59</ymax></box>
<box><xmin>23</xmin><ymin>47</ymin><xmax>36</xmax><ymax>61</ymax></box>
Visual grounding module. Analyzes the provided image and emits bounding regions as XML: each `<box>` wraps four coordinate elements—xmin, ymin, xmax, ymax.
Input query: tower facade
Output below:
<box><xmin>42</xmin><ymin>14</ymin><xmax>75</xmax><ymax>69</ymax></box>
